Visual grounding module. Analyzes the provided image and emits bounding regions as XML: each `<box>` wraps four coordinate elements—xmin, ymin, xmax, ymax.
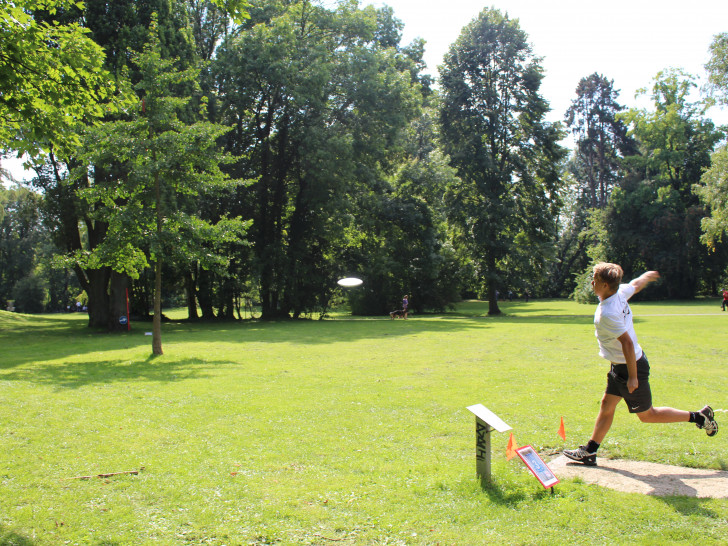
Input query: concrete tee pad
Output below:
<box><xmin>549</xmin><ymin>455</ymin><xmax>728</xmax><ymax>498</ymax></box>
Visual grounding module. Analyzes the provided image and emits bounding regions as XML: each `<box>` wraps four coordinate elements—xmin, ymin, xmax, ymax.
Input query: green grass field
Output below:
<box><xmin>1</xmin><ymin>299</ymin><xmax>727</xmax><ymax>545</ymax></box>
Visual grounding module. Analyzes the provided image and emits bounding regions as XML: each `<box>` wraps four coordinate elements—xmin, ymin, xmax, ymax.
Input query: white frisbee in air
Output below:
<box><xmin>337</xmin><ymin>277</ymin><xmax>363</xmax><ymax>287</ymax></box>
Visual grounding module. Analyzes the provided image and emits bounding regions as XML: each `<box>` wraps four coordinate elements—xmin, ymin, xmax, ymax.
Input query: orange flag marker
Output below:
<box><xmin>506</xmin><ymin>432</ymin><xmax>518</xmax><ymax>460</ymax></box>
<box><xmin>558</xmin><ymin>416</ymin><xmax>566</xmax><ymax>441</ymax></box>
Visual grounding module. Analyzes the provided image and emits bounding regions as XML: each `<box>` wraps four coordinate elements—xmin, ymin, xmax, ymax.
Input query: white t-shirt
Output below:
<box><xmin>594</xmin><ymin>283</ymin><xmax>643</xmax><ymax>363</ymax></box>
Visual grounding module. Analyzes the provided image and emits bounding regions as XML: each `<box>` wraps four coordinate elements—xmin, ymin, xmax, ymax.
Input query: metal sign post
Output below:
<box><xmin>466</xmin><ymin>404</ymin><xmax>512</xmax><ymax>483</ymax></box>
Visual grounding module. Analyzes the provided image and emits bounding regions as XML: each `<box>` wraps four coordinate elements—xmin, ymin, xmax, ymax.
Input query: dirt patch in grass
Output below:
<box><xmin>549</xmin><ymin>455</ymin><xmax>728</xmax><ymax>498</ymax></box>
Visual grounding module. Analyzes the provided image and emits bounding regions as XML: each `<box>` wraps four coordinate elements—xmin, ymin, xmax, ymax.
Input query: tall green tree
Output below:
<box><xmin>78</xmin><ymin>17</ymin><xmax>246</xmax><ymax>354</ymax></box>
<box><xmin>438</xmin><ymin>7</ymin><xmax>565</xmax><ymax>314</ymax></box>
<box><xmin>696</xmin><ymin>33</ymin><xmax>728</xmax><ymax>252</ymax></box>
<box><xmin>215</xmin><ymin>0</ymin><xmax>423</xmax><ymax>319</ymax></box>
<box><xmin>31</xmin><ymin>0</ymin><xmax>248</xmax><ymax>329</ymax></box>
<box><xmin>342</xmin><ymin>109</ymin><xmax>463</xmax><ymax>315</ymax></box>
<box><xmin>28</xmin><ymin>0</ymin><xmax>194</xmax><ymax>330</ymax></box>
<box><xmin>0</xmin><ymin>182</ymin><xmax>79</xmax><ymax>313</ymax></box>
<box><xmin>565</xmin><ymin>73</ymin><xmax>635</xmax><ymax>209</ymax></box>
<box><xmin>552</xmin><ymin>74</ymin><xmax>635</xmax><ymax>297</ymax></box>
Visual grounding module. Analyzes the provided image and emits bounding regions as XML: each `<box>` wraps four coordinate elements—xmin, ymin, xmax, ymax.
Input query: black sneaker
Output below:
<box><xmin>563</xmin><ymin>446</ymin><xmax>597</xmax><ymax>466</ymax></box>
<box><xmin>697</xmin><ymin>405</ymin><xmax>718</xmax><ymax>437</ymax></box>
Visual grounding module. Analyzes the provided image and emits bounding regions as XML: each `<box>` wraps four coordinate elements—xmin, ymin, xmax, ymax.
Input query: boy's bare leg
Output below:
<box><xmin>591</xmin><ymin>394</ymin><xmax>622</xmax><ymax>444</ymax></box>
<box><xmin>636</xmin><ymin>407</ymin><xmax>690</xmax><ymax>423</ymax></box>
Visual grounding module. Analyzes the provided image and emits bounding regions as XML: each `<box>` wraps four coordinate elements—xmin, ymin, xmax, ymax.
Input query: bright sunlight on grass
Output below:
<box><xmin>1</xmin><ymin>299</ymin><xmax>727</xmax><ymax>544</ymax></box>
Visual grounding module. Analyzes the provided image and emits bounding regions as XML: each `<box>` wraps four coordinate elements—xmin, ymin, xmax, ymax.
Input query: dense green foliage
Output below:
<box><xmin>0</xmin><ymin>0</ymin><xmax>117</xmax><ymax>159</ymax></box>
<box><xmin>78</xmin><ymin>17</ymin><xmax>248</xmax><ymax>353</ymax></box>
<box><xmin>592</xmin><ymin>71</ymin><xmax>725</xmax><ymax>298</ymax></box>
<box><xmin>0</xmin><ymin>184</ymin><xmax>81</xmax><ymax>312</ymax></box>
<box><xmin>438</xmin><ymin>8</ymin><xmax>566</xmax><ymax>314</ymax></box>
<box><xmin>2</xmin><ymin>0</ymin><xmax>728</xmax><ymax>332</ymax></box>
<box><xmin>213</xmin><ymin>0</ymin><xmax>428</xmax><ymax>318</ymax></box>
<box><xmin>562</xmin><ymin>69</ymin><xmax>728</xmax><ymax>301</ymax></box>
<box><xmin>553</xmin><ymin>75</ymin><xmax>633</xmax><ymax>299</ymax></box>
<box><xmin>696</xmin><ymin>33</ymin><xmax>728</xmax><ymax>252</ymax></box>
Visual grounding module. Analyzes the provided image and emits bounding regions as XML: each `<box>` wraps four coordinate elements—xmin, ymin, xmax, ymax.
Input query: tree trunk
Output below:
<box><xmin>220</xmin><ymin>275</ymin><xmax>235</xmax><ymax>319</ymax></box>
<box><xmin>82</xmin><ymin>266</ymin><xmax>112</xmax><ymax>328</ymax></box>
<box><xmin>152</xmin><ymin>257</ymin><xmax>163</xmax><ymax>355</ymax></box>
<box><xmin>130</xmin><ymin>271</ymin><xmax>152</xmax><ymax>319</ymax></box>
<box><xmin>487</xmin><ymin>255</ymin><xmax>501</xmax><ymax>316</ymax></box>
<box><xmin>197</xmin><ymin>268</ymin><xmax>215</xmax><ymax>319</ymax></box>
<box><xmin>108</xmin><ymin>271</ymin><xmax>130</xmax><ymax>332</ymax></box>
<box><xmin>152</xmin><ymin>170</ymin><xmax>163</xmax><ymax>355</ymax></box>
<box><xmin>184</xmin><ymin>269</ymin><xmax>199</xmax><ymax>320</ymax></box>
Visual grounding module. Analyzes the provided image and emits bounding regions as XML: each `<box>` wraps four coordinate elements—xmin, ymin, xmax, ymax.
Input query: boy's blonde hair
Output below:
<box><xmin>593</xmin><ymin>262</ymin><xmax>623</xmax><ymax>291</ymax></box>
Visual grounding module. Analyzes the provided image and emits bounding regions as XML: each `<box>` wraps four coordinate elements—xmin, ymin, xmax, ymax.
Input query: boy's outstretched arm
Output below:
<box><xmin>630</xmin><ymin>271</ymin><xmax>660</xmax><ymax>294</ymax></box>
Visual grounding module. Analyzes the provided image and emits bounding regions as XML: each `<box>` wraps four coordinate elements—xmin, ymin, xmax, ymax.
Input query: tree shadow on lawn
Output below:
<box><xmin>0</xmin><ymin>355</ymin><xmax>226</xmax><ymax>389</ymax></box>
<box><xmin>450</xmin><ymin>299</ymin><xmax>592</xmax><ymax>317</ymax></box>
<box><xmin>1</xmin><ymin>307</ymin><xmax>610</xmax><ymax>379</ymax></box>
<box><xmin>0</xmin><ymin>314</ymin><xmax>591</xmax><ymax>382</ymax></box>
<box><xmin>141</xmin><ymin>314</ymin><xmax>495</xmax><ymax>346</ymax></box>
<box><xmin>196</xmin><ymin>310</ymin><xmax>602</xmax><ymax>344</ymax></box>
<box><xmin>0</xmin><ymin>324</ymin><xmax>155</xmax><ymax>371</ymax></box>
<box><xmin>0</xmin><ymin>526</ymin><xmax>36</xmax><ymax>545</ymax></box>
<box><xmin>476</xmin><ymin>313</ymin><xmax>656</xmax><ymax>329</ymax></box>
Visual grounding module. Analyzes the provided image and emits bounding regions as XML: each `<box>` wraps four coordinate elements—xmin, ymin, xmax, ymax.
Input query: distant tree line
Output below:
<box><xmin>2</xmin><ymin>2</ymin><xmax>728</xmax><ymax>340</ymax></box>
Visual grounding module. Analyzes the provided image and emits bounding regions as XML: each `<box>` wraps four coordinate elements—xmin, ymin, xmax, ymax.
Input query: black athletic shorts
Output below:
<box><xmin>605</xmin><ymin>353</ymin><xmax>652</xmax><ymax>413</ymax></box>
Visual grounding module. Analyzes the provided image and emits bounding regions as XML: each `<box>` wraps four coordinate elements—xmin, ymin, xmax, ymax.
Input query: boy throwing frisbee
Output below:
<box><xmin>564</xmin><ymin>263</ymin><xmax>718</xmax><ymax>466</ymax></box>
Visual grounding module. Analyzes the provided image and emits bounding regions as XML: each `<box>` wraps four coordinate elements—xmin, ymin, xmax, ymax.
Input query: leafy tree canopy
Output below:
<box><xmin>696</xmin><ymin>33</ymin><xmax>728</xmax><ymax>248</ymax></box>
<box><xmin>438</xmin><ymin>7</ymin><xmax>566</xmax><ymax>313</ymax></box>
<box><xmin>706</xmin><ymin>32</ymin><xmax>728</xmax><ymax>108</ymax></box>
<box><xmin>0</xmin><ymin>0</ymin><xmax>119</xmax><ymax>159</ymax></box>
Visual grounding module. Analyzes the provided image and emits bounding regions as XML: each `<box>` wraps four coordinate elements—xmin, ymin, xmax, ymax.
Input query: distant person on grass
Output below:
<box><xmin>564</xmin><ymin>263</ymin><xmax>718</xmax><ymax>466</ymax></box>
<box><xmin>722</xmin><ymin>288</ymin><xmax>728</xmax><ymax>311</ymax></box>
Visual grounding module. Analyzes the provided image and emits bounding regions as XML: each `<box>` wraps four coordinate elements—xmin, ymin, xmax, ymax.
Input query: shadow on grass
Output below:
<box><xmin>0</xmin><ymin>302</ymin><xmax>604</xmax><ymax>378</ymax></box>
<box><xmin>448</xmin><ymin>299</ymin><xmax>692</xmax><ymax>324</ymax></box>
<box><xmin>0</xmin><ymin>526</ymin><xmax>36</xmax><ymax>545</ymax></box>
<box><xmin>478</xmin><ymin>477</ymin><xmax>555</xmax><ymax>505</ymax></box>
<box><xmin>479</xmin><ymin>478</ymin><xmax>526</xmax><ymax>504</ymax></box>
<box><xmin>1</xmin><ymin>313</ymin><xmax>487</xmax><ymax>370</ymax></box>
<box><xmin>1</xmin><ymin>327</ymin><xmax>153</xmax><ymax>371</ymax></box>
<box><xmin>0</xmin><ymin>305</ymin><xmax>599</xmax><ymax>386</ymax></box>
<box><xmin>0</xmin><ymin>356</ymin><xmax>226</xmax><ymax>389</ymax></box>
<box><xmin>581</xmin><ymin>461</ymin><xmax>728</xmax><ymax>498</ymax></box>
<box><xmin>660</xmin><ymin>496</ymin><xmax>724</xmax><ymax>519</ymax></box>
